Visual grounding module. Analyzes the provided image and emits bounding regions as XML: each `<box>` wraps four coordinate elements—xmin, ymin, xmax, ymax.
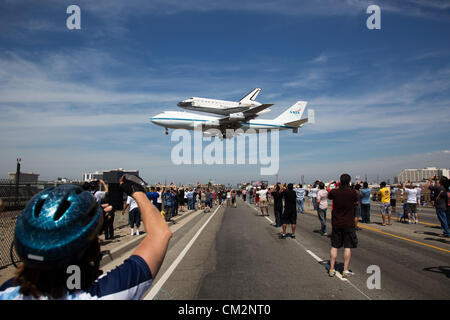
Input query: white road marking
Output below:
<box><xmin>265</xmin><ymin>216</ymin><xmax>274</xmax><ymax>224</ymax></box>
<box><xmin>305</xmin><ymin>249</ymin><xmax>323</xmax><ymax>262</ymax></box>
<box><xmin>144</xmin><ymin>205</ymin><xmax>222</xmax><ymax>300</ymax></box>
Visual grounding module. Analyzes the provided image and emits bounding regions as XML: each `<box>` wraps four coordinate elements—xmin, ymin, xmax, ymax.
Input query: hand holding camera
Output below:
<box><xmin>119</xmin><ymin>174</ymin><xmax>147</xmax><ymax>197</ymax></box>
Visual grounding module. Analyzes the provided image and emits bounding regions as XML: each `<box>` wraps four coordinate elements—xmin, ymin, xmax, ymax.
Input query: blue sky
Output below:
<box><xmin>0</xmin><ymin>0</ymin><xmax>449</xmax><ymax>185</ymax></box>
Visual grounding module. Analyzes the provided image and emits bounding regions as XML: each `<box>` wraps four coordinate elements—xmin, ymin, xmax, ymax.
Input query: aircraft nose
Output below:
<box><xmin>150</xmin><ymin>117</ymin><xmax>160</xmax><ymax>124</ymax></box>
<box><xmin>177</xmin><ymin>99</ymin><xmax>193</xmax><ymax>107</ymax></box>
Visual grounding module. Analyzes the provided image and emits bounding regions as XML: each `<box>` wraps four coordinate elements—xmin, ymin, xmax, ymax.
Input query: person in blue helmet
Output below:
<box><xmin>0</xmin><ymin>174</ymin><xmax>172</xmax><ymax>300</ymax></box>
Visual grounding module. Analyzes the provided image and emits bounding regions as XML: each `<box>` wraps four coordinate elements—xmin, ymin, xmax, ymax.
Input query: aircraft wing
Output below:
<box><xmin>220</xmin><ymin>103</ymin><xmax>273</xmax><ymax>115</ymax></box>
<box><xmin>242</xmin><ymin>104</ymin><xmax>273</xmax><ymax>118</ymax></box>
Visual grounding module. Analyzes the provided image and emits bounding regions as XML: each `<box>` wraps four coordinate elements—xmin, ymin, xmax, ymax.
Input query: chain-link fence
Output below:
<box><xmin>0</xmin><ymin>180</ymin><xmax>82</xmax><ymax>269</ymax></box>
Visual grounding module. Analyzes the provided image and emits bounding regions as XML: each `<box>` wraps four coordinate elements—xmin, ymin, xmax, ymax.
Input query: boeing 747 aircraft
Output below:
<box><xmin>177</xmin><ymin>88</ymin><xmax>273</xmax><ymax>116</ymax></box>
<box><xmin>151</xmin><ymin>101</ymin><xmax>314</xmax><ymax>138</ymax></box>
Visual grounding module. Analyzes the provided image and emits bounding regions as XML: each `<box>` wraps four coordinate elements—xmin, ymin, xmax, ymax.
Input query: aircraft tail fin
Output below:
<box><xmin>239</xmin><ymin>88</ymin><xmax>261</xmax><ymax>104</ymax></box>
<box><xmin>274</xmin><ymin>101</ymin><xmax>307</xmax><ymax>124</ymax></box>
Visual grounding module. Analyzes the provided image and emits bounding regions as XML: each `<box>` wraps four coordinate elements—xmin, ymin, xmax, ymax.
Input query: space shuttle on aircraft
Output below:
<box><xmin>151</xmin><ymin>101</ymin><xmax>315</xmax><ymax>139</ymax></box>
<box><xmin>177</xmin><ymin>88</ymin><xmax>273</xmax><ymax>116</ymax></box>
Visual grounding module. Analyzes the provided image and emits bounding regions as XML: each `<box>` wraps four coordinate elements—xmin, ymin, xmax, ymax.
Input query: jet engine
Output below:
<box><xmin>205</xmin><ymin>120</ymin><xmax>219</xmax><ymax>127</ymax></box>
<box><xmin>229</xmin><ymin>112</ymin><xmax>245</xmax><ymax>120</ymax></box>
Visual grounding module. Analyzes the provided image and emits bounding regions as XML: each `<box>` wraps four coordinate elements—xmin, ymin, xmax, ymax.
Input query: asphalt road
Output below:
<box><xmin>113</xmin><ymin>199</ymin><xmax>450</xmax><ymax>300</ymax></box>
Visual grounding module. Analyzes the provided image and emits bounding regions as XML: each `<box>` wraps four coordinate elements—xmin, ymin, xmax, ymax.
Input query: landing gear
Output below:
<box><xmin>165</xmin><ymin>128</ymin><xmax>168</xmax><ymax>135</ymax></box>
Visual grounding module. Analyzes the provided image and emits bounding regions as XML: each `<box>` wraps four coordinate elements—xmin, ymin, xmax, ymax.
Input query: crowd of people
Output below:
<box><xmin>239</xmin><ymin>174</ymin><xmax>450</xmax><ymax>278</ymax></box>
<box><xmin>0</xmin><ymin>172</ymin><xmax>448</xmax><ymax>299</ymax></box>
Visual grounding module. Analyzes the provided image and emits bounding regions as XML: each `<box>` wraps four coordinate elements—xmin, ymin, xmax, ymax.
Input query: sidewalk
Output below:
<box><xmin>0</xmin><ymin>208</ymin><xmax>199</xmax><ymax>286</ymax></box>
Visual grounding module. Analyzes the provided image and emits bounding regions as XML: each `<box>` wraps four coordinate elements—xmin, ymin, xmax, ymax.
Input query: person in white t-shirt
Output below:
<box><xmin>257</xmin><ymin>186</ymin><xmax>269</xmax><ymax>216</ymax></box>
<box><xmin>316</xmin><ymin>182</ymin><xmax>329</xmax><ymax>236</ymax></box>
<box><xmin>414</xmin><ymin>185</ymin><xmax>422</xmax><ymax>208</ymax></box>
<box><xmin>226</xmin><ymin>190</ymin><xmax>231</xmax><ymax>207</ymax></box>
<box><xmin>294</xmin><ymin>184</ymin><xmax>306</xmax><ymax>214</ymax></box>
<box><xmin>123</xmin><ymin>196</ymin><xmax>141</xmax><ymax>236</ymax></box>
<box><xmin>309</xmin><ymin>182</ymin><xmax>319</xmax><ymax>211</ymax></box>
<box><xmin>156</xmin><ymin>187</ymin><xmax>162</xmax><ymax>211</ymax></box>
<box><xmin>403</xmin><ymin>182</ymin><xmax>419</xmax><ymax>224</ymax></box>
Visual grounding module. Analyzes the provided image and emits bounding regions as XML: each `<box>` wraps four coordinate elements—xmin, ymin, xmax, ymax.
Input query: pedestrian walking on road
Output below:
<box><xmin>280</xmin><ymin>183</ymin><xmax>297</xmax><ymax>239</ymax></box>
<box><xmin>328</xmin><ymin>173</ymin><xmax>358</xmax><ymax>278</ymax></box>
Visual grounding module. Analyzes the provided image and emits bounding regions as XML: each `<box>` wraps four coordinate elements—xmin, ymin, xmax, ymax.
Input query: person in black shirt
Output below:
<box><xmin>280</xmin><ymin>183</ymin><xmax>297</xmax><ymax>239</ymax></box>
<box><xmin>177</xmin><ymin>188</ymin><xmax>185</xmax><ymax>212</ymax></box>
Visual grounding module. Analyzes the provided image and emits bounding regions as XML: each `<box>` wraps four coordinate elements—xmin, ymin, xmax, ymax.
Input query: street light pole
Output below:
<box><xmin>15</xmin><ymin>158</ymin><xmax>21</xmax><ymax>207</ymax></box>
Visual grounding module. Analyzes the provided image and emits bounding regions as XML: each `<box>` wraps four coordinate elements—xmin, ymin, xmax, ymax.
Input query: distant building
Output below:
<box><xmin>251</xmin><ymin>180</ymin><xmax>268</xmax><ymax>187</ymax></box>
<box><xmin>395</xmin><ymin>167</ymin><xmax>449</xmax><ymax>184</ymax></box>
<box><xmin>82</xmin><ymin>171</ymin><xmax>103</xmax><ymax>182</ymax></box>
<box><xmin>8</xmin><ymin>172</ymin><xmax>39</xmax><ymax>184</ymax></box>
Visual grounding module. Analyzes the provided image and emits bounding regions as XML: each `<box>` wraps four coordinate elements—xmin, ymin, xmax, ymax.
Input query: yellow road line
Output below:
<box><xmin>303</xmin><ymin>209</ymin><xmax>450</xmax><ymax>254</ymax></box>
<box><xmin>358</xmin><ymin>224</ymin><xmax>450</xmax><ymax>254</ymax></box>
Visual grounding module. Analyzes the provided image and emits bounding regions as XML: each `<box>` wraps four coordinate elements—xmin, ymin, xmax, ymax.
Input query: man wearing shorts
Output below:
<box><xmin>257</xmin><ymin>186</ymin><xmax>269</xmax><ymax>216</ymax></box>
<box><xmin>327</xmin><ymin>174</ymin><xmax>358</xmax><ymax>278</ymax></box>
<box><xmin>390</xmin><ymin>185</ymin><xmax>398</xmax><ymax>220</ymax></box>
<box><xmin>378</xmin><ymin>182</ymin><xmax>392</xmax><ymax>226</ymax></box>
<box><xmin>403</xmin><ymin>182</ymin><xmax>419</xmax><ymax>224</ymax></box>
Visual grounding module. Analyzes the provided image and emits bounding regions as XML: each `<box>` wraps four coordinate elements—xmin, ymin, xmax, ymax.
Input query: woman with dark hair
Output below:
<box><xmin>317</xmin><ymin>182</ymin><xmax>329</xmax><ymax>236</ymax></box>
<box><xmin>271</xmin><ymin>184</ymin><xmax>283</xmax><ymax>228</ymax></box>
<box><xmin>280</xmin><ymin>183</ymin><xmax>297</xmax><ymax>239</ymax></box>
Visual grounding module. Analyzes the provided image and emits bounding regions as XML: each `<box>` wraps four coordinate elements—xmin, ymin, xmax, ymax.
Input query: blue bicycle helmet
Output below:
<box><xmin>15</xmin><ymin>184</ymin><xmax>104</xmax><ymax>268</ymax></box>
